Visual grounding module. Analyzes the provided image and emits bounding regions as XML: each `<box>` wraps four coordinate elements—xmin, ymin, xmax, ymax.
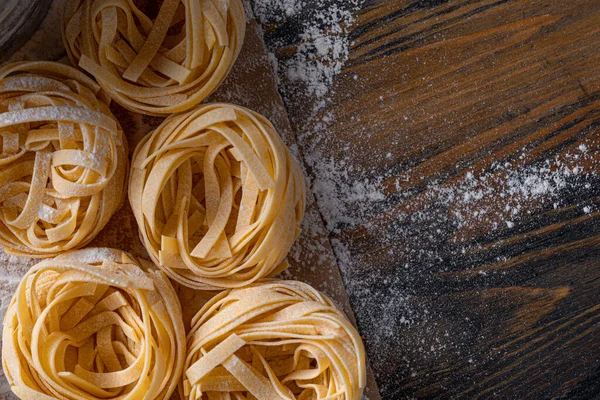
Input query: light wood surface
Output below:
<box><xmin>0</xmin><ymin>10</ymin><xmax>381</xmax><ymax>400</ymax></box>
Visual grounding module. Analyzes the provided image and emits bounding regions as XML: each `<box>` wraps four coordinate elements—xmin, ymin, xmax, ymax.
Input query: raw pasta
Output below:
<box><xmin>1</xmin><ymin>248</ymin><xmax>186</xmax><ymax>400</ymax></box>
<box><xmin>130</xmin><ymin>103</ymin><xmax>306</xmax><ymax>290</ymax></box>
<box><xmin>0</xmin><ymin>61</ymin><xmax>128</xmax><ymax>258</ymax></box>
<box><xmin>181</xmin><ymin>280</ymin><xmax>367</xmax><ymax>400</ymax></box>
<box><xmin>62</xmin><ymin>0</ymin><xmax>246</xmax><ymax>115</ymax></box>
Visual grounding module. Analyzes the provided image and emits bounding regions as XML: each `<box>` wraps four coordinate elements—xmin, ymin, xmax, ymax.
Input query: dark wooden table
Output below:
<box><xmin>258</xmin><ymin>0</ymin><xmax>600</xmax><ymax>398</ymax></box>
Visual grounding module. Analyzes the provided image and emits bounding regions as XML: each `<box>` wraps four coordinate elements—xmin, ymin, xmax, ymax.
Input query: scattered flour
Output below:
<box><xmin>433</xmin><ymin>150</ymin><xmax>596</xmax><ymax>233</ymax></box>
<box><xmin>332</xmin><ymin>143</ymin><xmax>598</xmax><ymax>378</ymax></box>
<box><xmin>253</xmin><ymin>0</ymin><xmax>304</xmax><ymax>21</ymax></box>
<box><xmin>254</xmin><ymin>0</ymin><xmax>599</xmax><ymax>262</ymax></box>
<box><xmin>254</xmin><ymin>0</ymin><xmax>362</xmax><ymax>107</ymax></box>
<box><xmin>310</xmin><ymin>153</ymin><xmax>386</xmax><ymax>232</ymax></box>
<box><xmin>253</xmin><ymin>0</ymin><xmax>388</xmax><ymax>234</ymax></box>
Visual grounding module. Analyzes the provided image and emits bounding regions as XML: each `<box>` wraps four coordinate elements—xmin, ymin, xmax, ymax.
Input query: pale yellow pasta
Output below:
<box><xmin>129</xmin><ymin>103</ymin><xmax>306</xmax><ymax>290</ymax></box>
<box><xmin>0</xmin><ymin>61</ymin><xmax>128</xmax><ymax>258</ymax></box>
<box><xmin>2</xmin><ymin>248</ymin><xmax>186</xmax><ymax>400</ymax></box>
<box><xmin>181</xmin><ymin>280</ymin><xmax>366</xmax><ymax>400</ymax></box>
<box><xmin>62</xmin><ymin>0</ymin><xmax>246</xmax><ymax>116</ymax></box>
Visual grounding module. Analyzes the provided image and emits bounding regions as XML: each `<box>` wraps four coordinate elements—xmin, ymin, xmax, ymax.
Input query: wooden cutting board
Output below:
<box><xmin>0</xmin><ymin>8</ymin><xmax>381</xmax><ymax>400</ymax></box>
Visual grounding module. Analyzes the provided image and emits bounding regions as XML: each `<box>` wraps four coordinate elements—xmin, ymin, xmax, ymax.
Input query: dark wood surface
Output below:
<box><xmin>260</xmin><ymin>0</ymin><xmax>600</xmax><ymax>398</ymax></box>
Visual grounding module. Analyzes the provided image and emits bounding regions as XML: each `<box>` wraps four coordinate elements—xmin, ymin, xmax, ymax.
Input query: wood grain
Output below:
<box><xmin>264</xmin><ymin>0</ymin><xmax>600</xmax><ymax>398</ymax></box>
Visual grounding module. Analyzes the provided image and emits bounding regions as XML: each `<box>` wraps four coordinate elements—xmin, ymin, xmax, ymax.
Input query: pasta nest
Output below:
<box><xmin>130</xmin><ymin>104</ymin><xmax>306</xmax><ymax>290</ymax></box>
<box><xmin>62</xmin><ymin>0</ymin><xmax>246</xmax><ymax>115</ymax></box>
<box><xmin>1</xmin><ymin>248</ymin><xmax>186</xmax><ymax>400</ymax></box>
<box><xmin>181</xmin><ymin>280</ymin><xmax>367</xmax><ymax>400</ymax></box>
<box><xmin>0</xmin><ymin>62</ymin><xmax>128</xmax><ymax>258</ymax></box>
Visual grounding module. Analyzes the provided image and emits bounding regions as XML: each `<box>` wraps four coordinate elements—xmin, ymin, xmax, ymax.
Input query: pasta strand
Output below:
<box><xmin>130</xmin><ymin>103</ymin><xmax>306</xmax><ymax>290</ymax></box>
<box><xmin>0</xmin><ymin>62</ymin><xmax>128</xmax><ymax>257</ymax></box>
<box><xmin>63</xmin><ymin>0</ymin><xmax>246</xmax><ymax>115</ymax></box>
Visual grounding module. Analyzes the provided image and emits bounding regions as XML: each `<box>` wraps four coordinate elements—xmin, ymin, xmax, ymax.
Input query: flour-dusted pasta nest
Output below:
<box><xmin>130</xmin><ymin>104</ymin><xmax>306</xmax><ymax>290</ymax></box>
<box><xmin>62</xmin><ymin>0</ymin><xmax>246</xmax><ymax>115</ymax></box>
<box><xmin>2</xmin><ymin>248</ymin><xmax>186</xmax><ymax>400</ymax></box>
<box><xmin>0</xmin><ymin>62</ymin><xmax>128</xmax><ymax>257</ymax></box>
<box><xmin>181</xmin><ymin>280</ymin><xmax>366</xmax><ymax>400</ymax></box>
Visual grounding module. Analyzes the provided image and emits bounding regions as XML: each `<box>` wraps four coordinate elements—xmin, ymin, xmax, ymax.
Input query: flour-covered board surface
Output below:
<box><xmin>0</xmin><ymin>0</ymin><xmax>380</xmax><ymax>399</ymax></box>
<box><xmin>256</xmin><ymin>0</ymin><xmax>600</xmax><ymax>398</ymax></box>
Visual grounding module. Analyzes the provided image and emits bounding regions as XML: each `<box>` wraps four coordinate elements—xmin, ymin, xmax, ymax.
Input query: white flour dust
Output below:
<box><xmin>429</xmin><ymin>149</ymin><xmax>597</xmax><ymax>233</ymax></box>
<box><xmin>253</xmin><ymin>0</ymin><xmax>303</xmax><ymax>21</ymax></box>
<box><xmin>253</xmin><ymin>0</ymin><xmax>599</xmax><ymax>255</ymax></box>
<box><xmin>252</xmin><ymin>0</ymin><xmax>384</xmax><ymax>235</ymax></box>
<box><xmin>254</xmin><ymin>0</ymin><xmax>361</xmax><ymax>107</ymax></box>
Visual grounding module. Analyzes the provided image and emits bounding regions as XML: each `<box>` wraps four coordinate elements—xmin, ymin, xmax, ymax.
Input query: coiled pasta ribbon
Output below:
<box><xmin>0</xmin><ymin>61</ymin><xmax>128</xmax><ymax>257</ymax></box>
<box><xmin>62</xmin><ymin>0</ymin><xmax>246</xmax><ymax>115</ymax></box>
<box><xmin>181</xmin><ymin>280</ymin><xmax>367</xmax><ymax>400</ymax></box>
<box><xmin>130</xmin><ymin>103</ymin><xmax>306</xmax><ymax>290</ymax></box>
<box><xmin>1</xmin><ymin>248</ymin><xmax>186</xmax><ymax>400</ymax></box>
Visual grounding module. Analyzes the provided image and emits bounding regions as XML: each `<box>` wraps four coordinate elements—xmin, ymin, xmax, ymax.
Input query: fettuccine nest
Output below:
<box><xmin>0</xmin><ymin>62</ymin><xmax>128</xmax><ymax>257</ymax></box>
<box><xmin>181</xmin><ymin>280</ymin><xmax>367</xmax><ymax>400</ymax></box>
<box><xmin>63</xmin><ymin>0</ymin><xmax>246</xmax><ymax>115</ymax></box>
<box><xmin>130</xmin><ymin>103</ymin><xmax>306</xmax><ymax>290</ymax></box>
<box><xmin>2</xmin><ymin>248</ymin><xmax>186</xmax><ymax>400</ymax></box>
